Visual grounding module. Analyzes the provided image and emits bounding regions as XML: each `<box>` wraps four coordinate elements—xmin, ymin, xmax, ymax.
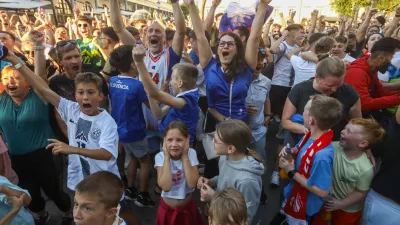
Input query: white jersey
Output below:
<box><xmin>57</xmin><ymin>98</ymin><xmax>120</xmax><ymax>191</ymax></box>
<box><xmin>141</xmin><ymin>47</ymin><xmax>181</xmax><ymax>131</ymax></box>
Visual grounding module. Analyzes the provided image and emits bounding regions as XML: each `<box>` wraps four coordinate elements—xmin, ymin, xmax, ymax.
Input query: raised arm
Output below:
<box><xmin>317</xmin><ymin>15</ymin><xmax>325</xmax><ymax>33</ymax></box>
<box><xmin>30</xmin><ymin>30</ymin><xmax>47</xmax><ymax>83</ymax></box>
<box><xmin>109</xmin><ymin>0</ymin><xmax>136</xmax><ymax>45</ymax></box>
<box><xmin>308</xmin><ymin>10</ymin><xmax>318</xmax><ymax>39</ymax></box>
<box><xmin>263</xmin><ymin>18</ymin><xmax>274</xmax><ymax>48</ymax></box>
<box><xmin>384</xmin><ymin>7</ymin><xmax>400</xmax><ymax>37</ymax></box>
<box><xmin>204</xmin><ymin>0</ymin><xmax>221</xmax><ymax>33</ymax></box>
<box><xmin>132</xmin><ymin>45</ymin><xmax>186</xmax><ymax>109</ymax></box>
<box><xmin>270</xmin><ymin>29</ymin><xmax>288</xmax><ymax>54</ymax></box>
<box><xmin>185</xmin><ymin>0</ymin><xmax>213</xmax><ymax>69</ymax></box>
<box><xmin>356</xmin><ymin>7</ymin><xmax>378</xmax><ymax>43</ymax></box>
<box><xmin>4</xmin><ymin>43</ymin><xmax>60</xmax><ymax>108</ymax></box>
<box><xmin>245</xmin><ymin>0</ymin><xmax>272</xmax><ymax>70</ymax></box>
<box><xmin>170</xmin><ymin>0</ymin><xmax>186</xmax><ymax>56</ymax></box>
<box><xmin>337</xmin><ymin>15</ymin><xmax>346</xmax><ymax>37</ymax></box>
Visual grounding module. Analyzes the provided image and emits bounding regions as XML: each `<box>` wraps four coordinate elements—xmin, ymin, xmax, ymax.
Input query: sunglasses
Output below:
<box><xmin>23</xmin><ymin>50</ymin><xmax>34</xmax><ymax>56</ymax></box>
<box><xmin>218</xmin><ymin>40</ymin><xmax>235</xmax><ymax>48</ymax></box>
<box><xmin>77</xmin><ymin>23</ymin><xmax>89</xmax><ymax>28</ymax></box>
<box><xmin>56</xmin><ymin>40</ymin><xmax>77</xmax><ymax>51</ymax></box>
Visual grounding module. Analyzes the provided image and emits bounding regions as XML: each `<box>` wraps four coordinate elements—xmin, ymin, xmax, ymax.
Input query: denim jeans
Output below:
<box><xmin>362</xmin><ymin>189</ymin><xmax>400</xmax><ymax>225</ymax></box>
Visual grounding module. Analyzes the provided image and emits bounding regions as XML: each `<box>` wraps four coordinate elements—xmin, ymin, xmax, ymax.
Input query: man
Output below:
<box><xmin>345</xmin><ymin>37</ymin><xmax>400</xmax><ymax>127</ymax></box>
<box><xmin>0</xmin><ymin>31</ymin><xmax>32</xmax><ymax>70</ymax></box>
<box><xmin>75</xmin><ymin>16</ymin><xmax>105</xmax><ymax>73</ymax></box>
<box><xmin>346</xmin><ymin>33</ymin><xmax>357</xmax><ymax>58</ymax></box>
<box><xmin>371</xmin><ymin>15</ymin><xmax>386</xmax><ymax>33</ymax></box>
<box><xmin>233</xmin><ymin>25</ymin><xmax>250</xmax><ymax>46</ymax></box>
<box><xmin>355</xmin><ymin>7</ymin><xmax>379</xmax><ymax>58</ymax></box>
<box><xmin>97</xmin><ymin>27</ymin><xmax>120</xmax><ymax>60</ymax></box>
<box><xmin>331</xmin><ymin>36</ymin><xmax>356</xmax><ymax>63</ymax></box>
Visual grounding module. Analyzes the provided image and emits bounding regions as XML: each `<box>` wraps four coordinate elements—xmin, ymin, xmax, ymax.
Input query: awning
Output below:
<box><xmin>0</xmin><ymin>0</ymin><xmax>51</xmax><ymax>9</ymax></box>
<box><xmin>83</xmin><ymin>8</ymin><xmax>134</xmax><ymax>16</ymax></box>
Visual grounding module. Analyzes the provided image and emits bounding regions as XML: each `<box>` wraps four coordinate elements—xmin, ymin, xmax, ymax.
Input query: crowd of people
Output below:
<box><xmin>0</xmin><ymin>0</ymin><xmax>400</xmax><ymax>224</ymax></box>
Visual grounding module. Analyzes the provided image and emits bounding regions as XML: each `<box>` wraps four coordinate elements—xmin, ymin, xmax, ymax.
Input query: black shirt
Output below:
<box><xmin>288</xmin><ymin>79</ymin><xmax>360</xmax><ymax>141</ymax></box>
<box><xmin>371</xmin><ymin>121</ymin><xmax>400</xmax><ymax>204</ymax></box>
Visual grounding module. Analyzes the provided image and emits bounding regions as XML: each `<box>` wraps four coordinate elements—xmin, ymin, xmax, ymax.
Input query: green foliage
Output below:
<box><xmin>330</xmin><ymin>0</ymin><xmax>399</xmax><ymax>16</ymax></box>
<box><xmin>180</xmin><ymin>3</ymin><xmax>189</xmax><ymax>18</ymax></box>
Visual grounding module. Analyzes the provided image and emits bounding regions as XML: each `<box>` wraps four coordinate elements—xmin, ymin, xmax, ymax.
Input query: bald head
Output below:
<box><xmin>147</xmin><ymin>21</ymin><xmax>166</xmax><ymax>54</ymax></box>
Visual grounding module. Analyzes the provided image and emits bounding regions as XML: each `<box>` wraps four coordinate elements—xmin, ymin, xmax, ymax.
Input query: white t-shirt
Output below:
<box><xmin>57</xmin><ymin>98</ymin><xmax>120</xmax><ymax>190</ymax></box>
<box><xmin>154</xmin><ymin>148</ymin><xmax>199</xmax><ymax>200</ymax></box>
<box><xmin>271</xmin><ymin>41</ymin><xmax>298</xmax><ymax>87</ymax></box>
<box><xmin>290</xmin><ymin>53</ymin><xmax>317</xmax><ymax>86</ymax></box>
<box><xmin>343</xmin><ymin>54</ymin><xmax>356</xmax><ymax>63</ymax></box>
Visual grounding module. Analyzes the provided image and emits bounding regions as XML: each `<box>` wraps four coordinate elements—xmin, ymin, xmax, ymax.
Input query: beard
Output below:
<box><xmin>378</xmin><ymin>62</ymin><xmax>391</xmax><ymax>74</ymax></box>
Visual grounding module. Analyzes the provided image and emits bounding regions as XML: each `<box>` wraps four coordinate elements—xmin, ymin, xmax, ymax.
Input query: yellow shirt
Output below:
<box><xmin>332</xmin><ymin>142</ymin><xmax>374</xmax><ymax>213</ymax></box>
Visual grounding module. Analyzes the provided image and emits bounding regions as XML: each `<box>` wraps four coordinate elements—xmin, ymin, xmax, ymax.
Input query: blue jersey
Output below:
<box><xmin>109</xmin><ymin>76</ymin><xmax>148</xmax><ymax>142</ymax></box>
<box><xmin>203</xmin><ymin>57</ymin><xmax>253</xmax><ymax>120</ymax></box>
<box><xmin>160</xmin><ymin>89</ymin><xmax>199</xmax><ymax>144</ymax></box>
<box><xmin>284</xmin><ymin>137</ymin><xmax>334</xmax><ymax>216</ymax></box>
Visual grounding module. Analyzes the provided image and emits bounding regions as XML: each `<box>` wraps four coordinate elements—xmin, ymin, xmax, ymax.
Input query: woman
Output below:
<box><xmin>269</xmin><ymin>57</ymin><xmax>362</xmax><ymax>185</ymax></box>
<box><xmin>0</xmin><ymin>33</ymin><xmax>71</xmax><ymax>223</ymax></box>
<box><xmin>362</xmin><ymin>33</ymin><xmax>383</xmax><ymax>57</ymax></box>
<box><xmin>185</xmin><ymin>0</ymin><xmax>271</xmax><ymax>178</ymax></box>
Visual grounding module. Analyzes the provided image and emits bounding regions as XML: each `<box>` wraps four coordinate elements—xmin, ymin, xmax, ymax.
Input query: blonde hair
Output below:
<box><xmin>308</xmin><ymin>95</ymin><xmax>343</xmax><ymax>130</ymax></box>
<box><xmin>209</xmin><ymin>188</ymin><xmax>248</xmax><ymax>225</ymax></box>
<box><xmin>172</xmin><ymin>63</ymin><xmax>198</xmax><ymax>90</ymax></box>
<box><xmin>1</xmin><ymin>66</ymin><xmax>19</xmax><ymax>80</ymax></box>
<box><xmin>316</xmin><ymin>56</ymin><xmax>346</xmax><ymax>78</ymax></box>
<box><xmin>349</xmin><ymin>118</ymin><xmax>385</xmax><ymax>149</ymax></box>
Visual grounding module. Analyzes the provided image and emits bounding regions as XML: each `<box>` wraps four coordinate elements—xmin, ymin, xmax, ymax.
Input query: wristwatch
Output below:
<box><xmin>14</xmin><ymin>58</ymin><xmax>26</xmax><ymax>70</ymax></box>
<box><xmin>288</xmin><ymin>170</ymin><xmax>296</xmax><ymax>179</ymax></box>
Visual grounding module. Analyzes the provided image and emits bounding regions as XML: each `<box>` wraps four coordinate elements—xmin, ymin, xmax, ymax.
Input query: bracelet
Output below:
<box><xmin>34</xmin><ymin>45</ymin><xmax>45</xmax><ymax>50</ymax></box>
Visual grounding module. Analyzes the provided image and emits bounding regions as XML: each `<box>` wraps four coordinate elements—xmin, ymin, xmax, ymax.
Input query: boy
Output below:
<box><xmin>208</xmin><ymin>187</ymin><xmax>248</xmax><ymax>225</ymax></box>
<box><xmin>0</xmin><ymin>176</ymin><xmax>34</xmax><ymax>225</ymax></box>
<box><xmin>279</xmin><ymin>95</ymin><xmax>343</xmax><ymax>224</ymax></box>
<box><xmin>132</xmin><ymin>45</ymin><xmax>199</xmax><ymax>145</ymax></box>
<box><xmin>108</xmin><ymin>45</ymin><xmax>154</xmax><ymax>207</ymax></box>
<box><xmin>4</xmin><ymin>43</ymin><xmax>120</xmax><ymax>192</ymax></box>
<box><xmin>313</xmin><ymin>118</ymin><xmax>384</xmax><ymax>225</ymax></box>
<box><xmin>74</xmin><ymin>171</ymin><xmax>126</xmax><ymax>225</ymax></box>
<box><xmin>330</xmin><ymin>36</ymin><xmax>356</xmax><ymax>63</ymax></box>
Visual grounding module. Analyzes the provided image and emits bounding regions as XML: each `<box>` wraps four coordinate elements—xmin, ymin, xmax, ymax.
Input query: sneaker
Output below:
<box><xmin>260</xmin><ymin>190</ymin><xmax>268</xmax><ymax>204</ymax></box>
<box><xmin>270</xmin><ymin>171</ymin><xmax>280</xmax><ymax>188</ymax></box>
<box><xmin>125</xmin><ymin>187</ymin><xmax>138</xmax><ymax>201</ymax></box>
<box><xmin>35</xmin><ymin>211</ymin><xmax>51</xmax><ymax>225</ymax></box>
<box><xmin>135</xmin><ymin>192</ymin><xmax>155</xmax><ymax>208</ymax></box>
<box><xmin>60</xmin><ymin>213</ymin><xmax>73</xmax><ymax>225</ymax></box>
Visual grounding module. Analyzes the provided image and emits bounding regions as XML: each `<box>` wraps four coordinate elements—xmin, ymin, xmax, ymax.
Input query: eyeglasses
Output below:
<box><xmin>77</xmin><ymin>23</ymin><xmax>89</xmax><ymax>28</ymax></box>
<box><xmin>56</xmin><ymin>40</ymin><xmax>77</xmax><ymax>48</ymax></box>
<box><xmin>218</xmin><ymin>40</ymin><xmax>235</xmax><ymax>48</ymax></box>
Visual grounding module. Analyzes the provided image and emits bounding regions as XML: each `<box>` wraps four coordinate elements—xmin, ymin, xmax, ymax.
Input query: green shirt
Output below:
<box><xmin>76</xmin><ymin>37</ymin><xmax>105</xmax><ymax>72</ymax></box>
<box><xmin>0</xmin><ymin>91</ymin><xmax>55</xmax><ymax>155</ymax></box>
<box><xmin>332</xmin><ymin>142</ymin><xmax>374</xmax><ymax>213</ymax></box>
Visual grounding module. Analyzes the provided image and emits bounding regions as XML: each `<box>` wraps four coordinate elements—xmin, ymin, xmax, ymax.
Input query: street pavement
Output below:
<box><xmin>46</xmin><ymin>122</ymin><xmax>284</xmax><ymax>225</ymax></box>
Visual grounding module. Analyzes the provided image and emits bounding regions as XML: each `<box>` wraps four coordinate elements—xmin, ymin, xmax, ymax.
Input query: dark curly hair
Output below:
<box><xmin>216</xmin><ymin>32</ymin><xmax>246</xmax><ymax>82</ymax></box>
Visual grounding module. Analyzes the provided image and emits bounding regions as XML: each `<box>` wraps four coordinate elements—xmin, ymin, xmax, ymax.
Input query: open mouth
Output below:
<box><xmin>82</xmin><ymin>103</ymin><xmax>92</xmax><ymax>111</ymax></box>
<box><xmin>71</xmin><ymin>65</ymin><xmax>80</xmax><ymax>72</ymax></box>
<box><xmin>8</xmin><ymin>86</ymin><xmax>17</xmax><ymax>91</ymax></box>
<box><xmin>222</xmin><ymin>51</ymin><xmax>229</xmax><ymax>57</ymax></box>
<box><xmin>150</xmin><ymin>37</ymin><xmax>159</xmax><ymax>45</ymax></box>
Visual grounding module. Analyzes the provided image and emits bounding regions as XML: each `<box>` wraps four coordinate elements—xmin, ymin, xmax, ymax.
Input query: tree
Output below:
<box><xmin>330</xmin><ymin>0</ymin><xmax>399</xmax><ymax>16</ymax></box>
<box><xmin>180</xmin><ymin>4</ymin><xmax>190</xmax><ymax>18</ymax></box>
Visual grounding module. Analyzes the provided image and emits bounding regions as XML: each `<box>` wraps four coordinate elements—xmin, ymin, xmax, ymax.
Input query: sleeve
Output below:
<box><xmin>344</xmin><ymin>68</ymin><xmax>400</xmax><ymax>113</ymax></box>
<box><xmin>356</xmin><ymin>167</ymin><xmax>374</xmax><ymax>191</ymax></box>
<box><xmin>154</xmin><ymin>152</ymin><xmax>165</xmax><ymax>167</ymax></box>
<box><xmin>307</xmin><ymin>157</ymin><xmax>332</xmax><ymax>191</ymax></box>
<box><xmin>202</xmin><ymin>56</ymin><xmax>217</xmax><ymax>72</ymax></box>
<box><xmin>343</xmin><ymin>84</ymin><xmax>360</xmax><ymax>107</ymax></box>
<box><xmin>137</xmin><ymin>82</ymin><xmax>149</xmax><ymax>103</ymax></box>
<box><xmin>188</xmin><ymin>149</ymin><xmax>199</xmax><ymax>166</ymax></box>
<box><xmin>196</xmin><ymin>66</ymin><xmax>205</xmax><ymax>86</ymax></box>
<box><xmin>287</xmin><ymin>83</ymin><xmax>301</xmax><ymax>108</ymax></box>
<box><xmin>168</xmin><ymin>47</ymin><xmax>182</xmax><ymax>80</ymax></box>
<box><xmin>57</xmin><ymin>97</ymin><xmax>75</xmax><ymax>123</ymax></box>
<box><xmin>373</xmin><ymin>74</ymin><xmax>397</xmax><ymax>97</ymax></box>
<box><xmin>236</xmin><ymin>179</ymin><xmax>262</xmax><ymax>223</ymax></box>
<box><xmin>378</xmin><ymin>72</ymin><xmax>390</xmax><ymax>82</ymax></box>
<box><xmin>98</xmin><ymin>120</ymin><xmax>119</xmax><ymax>159</ymax></box>
<box><xmin>290</xmin><ymin>55</ymin><xmax>301</xmax><ymax>71</ymax></box>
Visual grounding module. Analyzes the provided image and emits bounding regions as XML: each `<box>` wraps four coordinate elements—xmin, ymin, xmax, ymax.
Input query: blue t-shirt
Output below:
<box><xmin>203</xmin><ymin>57</ymin><xmax>253</xmax><ymax>120</ymax></box>
<box><xmin>160</xmin><ymin>89</ymin><xmax>199</xmax><ymax>144</ymax></box>
<box><xmin>0</xmin><ymin>91</ymin><xmax>55</xmax><ymax>155</ymax></box>
<box><xmin>189</xmin><ymin>50</ymin><xmax>200</xmax><ymax>65</ymax></box>
<box><xmin>0</xmin><ymin>176</ymin><xmax>35</xmax><ymax>225</ymax></box>
<box><xmin>109</xmin><ymin>76</ymin><xmax>148</xmax><ymax>143</ymax></box>
<box><xmin>284</xmin><ymin>137</ymin><xmax>334</xmax><ymax>216</ymax></box>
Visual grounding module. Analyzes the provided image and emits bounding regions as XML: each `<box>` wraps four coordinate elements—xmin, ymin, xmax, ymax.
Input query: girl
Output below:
<box><xmin>154</xmin><ymin>121</ymin><xmax>204</xmax><ymax>225</ymax></box>
<box><xmin>198</xmin><ymin>120</ymin><xmax>265</xmax><ymax>224</ymax></box>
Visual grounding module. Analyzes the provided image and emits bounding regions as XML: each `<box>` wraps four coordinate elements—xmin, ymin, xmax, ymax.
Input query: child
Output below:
<box><xmin>208</xmin><ymin>187</ymin><xmax>248</xmax><ymax>225</ymax></box>
<box><xmin>132</xmin><ymin>45</ymin><xmax>199</xmax><ymax>145</ymax></box>
<box><xmin>3</xmin><ymin>41</ymin><xmax>120</xmax><ymax>191</ymax></box>
<box><xmin>154</xmin><ymin>121</ymin><xmax>203</xmax><ymax>225</ymax></box>
<box><xmin>108</xmin><ymin>45</ymin><xmax>154</xmax><ymax>207</ymax></box>
<box><xmin>0</xmin><ymin>176</ymin><xmax>34</xmax><ymax>225</ymax></box>
<box><xmin>313</xmin><ymin>118</ymin><xmax>384</xmax><ymax>225</ymax></box>
<box><xmin>279</xmin><ymin>94</ymin><xmax>343</xmax><ymax>224</ymax></box>
<box><xmin>74</xmin><ymin>171</ymin><xmax>126</xmax><ymax>225</ymax></box>
<box><xmin>198</xmin><ymin>119</ymin><xmax>265</xmax><ymax>224</ymax></box>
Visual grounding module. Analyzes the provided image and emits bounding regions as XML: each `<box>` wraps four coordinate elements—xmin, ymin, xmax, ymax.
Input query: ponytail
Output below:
<box><xmin>245</xmin><ymin>148</ymin><xmax>264</xmax><ymax>164</ymax></box>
